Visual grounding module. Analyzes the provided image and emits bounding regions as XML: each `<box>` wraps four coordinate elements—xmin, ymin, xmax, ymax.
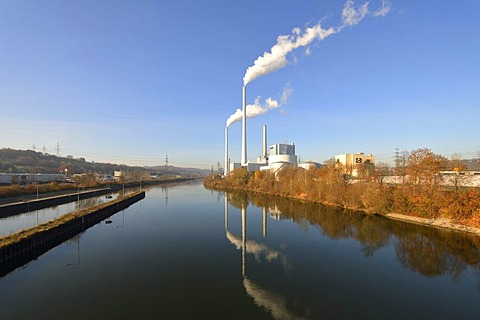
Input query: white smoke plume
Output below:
<box><xmin>242</xmin><ymin>0</ymin><xmax>391</xmax><ymax>86</ymax></box>
<box><xmin>341</xmin><ymin>0</ymin><xmax>370</xmax><ymax>27</ymax></box>
<box><xmin>373</xmin><ymin>0</ymin><xmax>391</xmax><ymax>17</ymax></box>
<box><xmin>226</xmin><ymin>96</ymin><xmax>279</xmax><ymax>128</ymax></box>
<box><xmin>280</xmin><ymin>84</ymin><xmax>293</xmax><ymax>105</ymax></box>
<box><xmin>226</xmin><ymin>85</ymin><xmax>292</xmax><ymax>128</ymax></box>
<box><xmin>243</xmin><ymin>24</ymin><xmax>336</xmax><ymax>86</ymax></box>
<box><xmin>340</xmin><ymin>0</ymin><xmax>390</xmax><ymax>28</ymax></box>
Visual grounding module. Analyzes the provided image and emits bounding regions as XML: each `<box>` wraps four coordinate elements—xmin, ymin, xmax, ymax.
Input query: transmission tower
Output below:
<box><xmin>395</xmin><ymin>147</ymin><xmax>400</xmax><ymax>168</ymax></box>
<box><xmin>55</xmin><ymin>142</ymin><xmax>60</xmax><ymax>156</ymax></box>
<box><xmin>32</xmin><ymin>143</ymin><xmax>36</xmax><ymax>151</ymax></box>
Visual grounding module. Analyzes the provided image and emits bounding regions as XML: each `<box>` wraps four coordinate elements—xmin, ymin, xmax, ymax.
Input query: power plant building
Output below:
<box><xmin>264</xmin><ymin>143</ymin><xmax>298</xmax><ymax>172</ymax></box>
<box><xmin>335</xmin><ymin>153</ymin><xmax>375</xmax><ymax>177</ymax></box>
<box><xmin>224</xmin><ymin>85</ymin><xmax>299</xmax><ymax>174</ymax></box>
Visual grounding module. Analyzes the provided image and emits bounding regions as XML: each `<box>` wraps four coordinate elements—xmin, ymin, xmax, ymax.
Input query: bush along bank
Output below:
<box><xmin>205</xmin><ymin>164</ymin><xmax>480</xmax><ymax>234</ymax></box>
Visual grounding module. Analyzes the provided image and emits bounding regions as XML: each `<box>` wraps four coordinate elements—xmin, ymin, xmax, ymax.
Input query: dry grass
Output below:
<box><xmin>0</xmin><ymin>191</ymin><xmax>143</xmax><ymax>248</ymax></box>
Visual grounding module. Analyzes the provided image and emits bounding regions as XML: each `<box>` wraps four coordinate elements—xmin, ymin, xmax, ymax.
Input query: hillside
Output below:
<box><xmin>0</xmin><ymin>148</ymin><xmax>208</xmax><ymax>177</ymax></box>
<box><xmin>143</xmin><ymin>165</ymin><xmax>210</xmax><ymax>178</ymax></box>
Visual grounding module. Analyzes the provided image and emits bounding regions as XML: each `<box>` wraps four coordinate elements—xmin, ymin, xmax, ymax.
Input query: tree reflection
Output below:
<box><xmin>227</xmin><ymin>190</ymin><xmax>480</xmax><ymax>280</ymax></box>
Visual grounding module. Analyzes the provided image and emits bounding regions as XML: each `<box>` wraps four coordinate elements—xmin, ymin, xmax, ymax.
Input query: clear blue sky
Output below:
<box><xmin>1</xmin><ymin>0</ymin><xmax>479</xmax><ymax>169</ymax></box>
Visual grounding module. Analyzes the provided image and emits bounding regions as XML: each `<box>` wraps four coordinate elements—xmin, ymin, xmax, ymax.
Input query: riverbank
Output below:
<box><xmin>0</xmin><ymin>188</ymin><xmax>111</xmax><ymax>218</ymax></box>
<box><xmin>204</xmin><ymin>173</ymin><xmax>480</xmax><ymax>237</ymax></box>
<box><xmin>0</xmin><ymin>177</ymin><xmax>198</xmax><ymax>201</ymax></box>
<box><xmin>0</xmin><ymin>191</ymin><xmax>145</xmax><ymax>276</ymax></box>
<box><xmin>384</xmin><ymin>213</ymin><xmax>480</xmax><ymax>236</ymax></box>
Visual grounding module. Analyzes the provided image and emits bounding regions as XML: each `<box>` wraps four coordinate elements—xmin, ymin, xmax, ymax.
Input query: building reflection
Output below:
<box><xmin>226</xmin><ymin>190</ymin><xmax>480</xmax><ymax>281</ymax></box>
<box><xmin>224</xmin><ymin>194</ymin><xmax>306</xmax><ymax>320</ymax></box>
<box><xmin>66</xmin><ymin>234</ymin><xmax>81</xmax><ymax>267</ymax></box>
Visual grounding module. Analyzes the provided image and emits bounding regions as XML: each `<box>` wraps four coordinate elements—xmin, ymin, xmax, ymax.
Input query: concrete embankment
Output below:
<box><xmin>0</xmin><ymin>191</ymin><xmax>145</xmax><ymax>277</ymax></box>
<box><xmin>0</xmin><ymin>188</ymin><xmax>111</xmax><ymax>218</ymax></box>
<box><xmin>384</xmin><ymin>213</ymin><xmax>480</xmax><ymax>237</ymax></box>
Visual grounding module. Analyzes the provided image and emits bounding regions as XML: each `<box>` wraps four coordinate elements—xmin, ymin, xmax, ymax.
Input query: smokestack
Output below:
<box><xmin>241</xmin><ymin>86</ymin><xmax>247</xmax><ymax>166</ymax></box>
<box><xmin>224</xmin><ymin>127</ymin><xmax>229</xmax><ymax>176</ymax></box>
<box><xmin>262</xmin><ymin>125</ymin><xmax>267</xmax><ymax>160</ymax></box>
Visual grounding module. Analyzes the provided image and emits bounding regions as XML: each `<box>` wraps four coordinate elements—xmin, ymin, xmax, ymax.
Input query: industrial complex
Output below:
<box><xmin>224</xmin><ymin>85</ymin><xmax>370</xmax><ymax>175</ymax></box>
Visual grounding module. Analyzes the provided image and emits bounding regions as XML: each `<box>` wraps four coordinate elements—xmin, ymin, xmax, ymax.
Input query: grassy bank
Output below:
<box><xmin>0</xmin><ymin>191</ymin><xmax>144</xmax><ymax>248</ymax></box>
<box><xmin>205</xmin><ymin>165</ymin><xmax>480</xmax><ymax>232</ymax></box>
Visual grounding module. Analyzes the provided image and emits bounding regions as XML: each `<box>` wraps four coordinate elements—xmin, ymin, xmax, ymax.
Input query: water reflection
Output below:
<box><xmin>224</xmin><ymin>194</ymin><xmax>307</xmax><ymax>320</ymax></box>
<box><xmin>226</xmin><ymin>190</ymin><xmax>480</xmax><ymax>281</ymax></box>
<box><xmin>65</xmin><ymin>234</ymin><xmax>81</xmax><ymax>267</ymax></box>
<box><xmin>0</xmin><ymin>192</ymin><xmax>120</xmax><ymax>237</ymax></box>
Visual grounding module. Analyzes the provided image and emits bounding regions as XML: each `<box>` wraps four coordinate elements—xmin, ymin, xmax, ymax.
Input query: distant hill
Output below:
<box><xmin>0</xmin><ymin>148</ymin><xmax>145</xmax><ymax>174</ymax></box>
<box><xmin>0</xmin><ymin>148</ymin><xmax>209</xmax><ymax>177</ymax></box>
<box><xmin>144</xmin><ymin>165</ymin><xmax>210</xmax><ymax>178</ymax></box>
<box><xmin>462</xmin><ymin>158</ymin><xmax>480</xmax><ymax>171</ymax></box>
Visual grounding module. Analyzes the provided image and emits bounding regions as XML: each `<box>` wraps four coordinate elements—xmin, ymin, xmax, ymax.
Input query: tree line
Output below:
<box><xmin>205</xmin><ymin>148</ymin><xmax>480</xmax><ymax>227</ymax></box>
<box><xmin>223</xmin><ymin>191</ymin><xmax>480</xmax><ymax>279</ymax></box>
<box><xmin>0</xmin><ymin>148</ymin><xmax>142</xmax><ymax>174</ymax></box>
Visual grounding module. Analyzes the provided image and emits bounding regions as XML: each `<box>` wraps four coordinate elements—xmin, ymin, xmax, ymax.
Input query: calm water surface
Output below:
<box><xmin>0</xmin><ymin>192</ymin><xmax>120</xmax><ymax>237</ymax></box>
<box><xmin>0</xmin><ymin>181</ymin><xmax>479</xmax><ymax>319</ymax></box>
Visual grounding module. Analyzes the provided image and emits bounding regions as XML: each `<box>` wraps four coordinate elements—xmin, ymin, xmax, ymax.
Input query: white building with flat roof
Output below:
<box><xmin>335</xmin><ymin>153</ymin><xmax>375</xmax><ymax>177</ymax></box>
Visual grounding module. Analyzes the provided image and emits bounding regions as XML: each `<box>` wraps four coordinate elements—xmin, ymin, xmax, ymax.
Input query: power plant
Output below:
<box><xmin>224</xmin><ymin>85</ymin><xmax>299</xmax><ymax>174</ymax></box>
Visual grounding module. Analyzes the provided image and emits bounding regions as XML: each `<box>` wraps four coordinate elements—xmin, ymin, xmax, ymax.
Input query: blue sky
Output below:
<box><xmin>1</xmin><ymin>0</ymin><xmax>479</xmax><ymax>169</ymax></box>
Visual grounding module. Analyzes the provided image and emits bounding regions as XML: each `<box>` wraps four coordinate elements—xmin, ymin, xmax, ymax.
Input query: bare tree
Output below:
<box><xmin>449</xmin><ymin>153</ymin><xmax>469</xmax><ymax>191</ymax></box>
<box><xmin>374</xmin><ymin>162</ymin><xmax>392</xmax><ymax>186</ymax></box>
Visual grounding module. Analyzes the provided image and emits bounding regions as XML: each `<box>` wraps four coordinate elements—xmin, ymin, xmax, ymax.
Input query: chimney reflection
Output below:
<box><xmin>224</xmin><ymin>194</ymin><xmax>305</xmax><ymax>320</ymax></box>
<box><xmin>224</xmin><ymin>193</ymin><xmax>228</xmax><ymax>231</ymax></box>
<box><xmin>242</xmin><ymin>205</ymin><xmax>246</xmax><ymax>276</ymax></box>
<box><xmin>262</xmin><ymin>207</ymin><xmax>267</xmax><ymax>238</ymax></box>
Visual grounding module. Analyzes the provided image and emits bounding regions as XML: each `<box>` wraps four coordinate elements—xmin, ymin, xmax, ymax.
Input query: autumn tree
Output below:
<box><xmin>407</xmin><ymin>148</ymin><xmax>447</xmax><ymax>185</ymax></box>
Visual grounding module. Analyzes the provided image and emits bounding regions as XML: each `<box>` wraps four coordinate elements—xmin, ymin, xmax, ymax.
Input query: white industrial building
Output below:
<box><xmin>0</xmin><ymin>173</ymin><xmax>66</xmax><ymax>185</ymax></box>
<box><xmin>335</xmin><ymin>153</ymin><xmax>375</xmax><ymax>177</ymax></box>
<box><xmin>260</xmin><ymin>143</ymin><xmax>298</xmax><ymax>172</ymax></box>
<box><xmin>224</xmin><ymin>85</ymin><xmax>312</xmax><ymax>175</ymax></box>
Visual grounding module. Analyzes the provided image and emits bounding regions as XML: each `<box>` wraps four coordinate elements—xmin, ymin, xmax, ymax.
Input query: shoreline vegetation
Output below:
<box><xmin>204</xmin><ymin>148</ymin><xmax>480</xmax><ymax>236</ymax></box>
<box><xmin>0</xmin><ymin>190</ymin><xmax>145</xmax><ymax>248</ymax></box>
<box><xmin>0</xmin><ymin>177</ymin><xmax>197</xmax><ymax>200</ymax></box>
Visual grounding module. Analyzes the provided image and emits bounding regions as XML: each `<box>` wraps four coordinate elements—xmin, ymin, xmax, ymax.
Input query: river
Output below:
<box><xmin>0</xmin><ymin>181</ymin><xmax>479</xmax><ymax>319</ymax></box>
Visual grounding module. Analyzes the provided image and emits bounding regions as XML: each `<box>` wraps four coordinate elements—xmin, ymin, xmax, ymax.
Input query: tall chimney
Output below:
<box><xmin>241</xmin><ymin>86</ymin><xmax>247</xmax><ymax>166</ymax></box>
<box><xmin>224</xmin><ymin>127</ymin><xmax>229</xmax><ymax>176</ymax></box>
<box><xmin>262</xmin><ymin>125</ymin><xmax>267</xmax><ymax>160</ymax></box>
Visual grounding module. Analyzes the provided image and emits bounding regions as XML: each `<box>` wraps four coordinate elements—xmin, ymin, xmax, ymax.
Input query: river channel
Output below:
<box><xmin>1</xmin><ymin>181</ymin><xmax>479</xmax><ymax>319</ymax></box>
<box><xmin>0</xmin><ymin>191</ymin><xmax>120</xmax><ymax>237</ymax></box>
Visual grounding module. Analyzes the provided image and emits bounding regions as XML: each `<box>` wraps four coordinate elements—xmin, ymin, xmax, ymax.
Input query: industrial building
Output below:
<box><xmin>334</xmin><ymin>153</ymin><xmax>375</xmax><ymax>177</ymax></box>
<box><xmin>0</xmin><ymin>173</ymin><xmax>66</xmax><ymax>185</ymax></box>
<box><xmin>224</xmin><ymin>85</ymin><xmax>314</xmax><ymax>175</ymax></box>
<box><xmin>260</xmin><ymin>143</ymin><xmax>298</xmax><ymax>172</ymax></box>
